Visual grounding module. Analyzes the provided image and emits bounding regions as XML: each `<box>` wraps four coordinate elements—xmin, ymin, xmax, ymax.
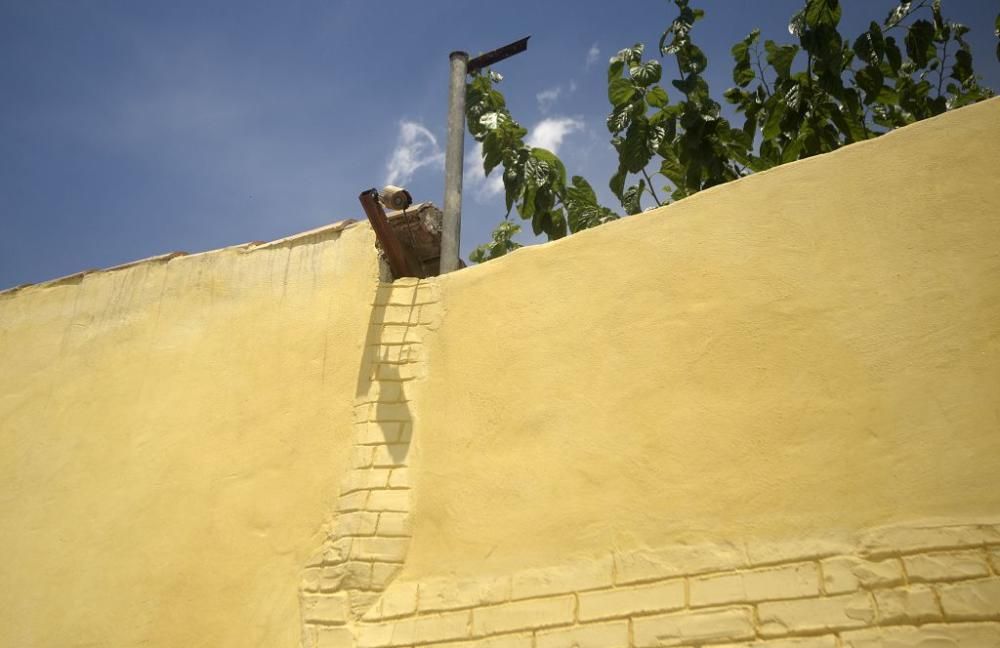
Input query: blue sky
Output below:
<box><xmin>2</xmin><ymin>0</ymin><xmax>997</xmax><ymax>289</ymax></box>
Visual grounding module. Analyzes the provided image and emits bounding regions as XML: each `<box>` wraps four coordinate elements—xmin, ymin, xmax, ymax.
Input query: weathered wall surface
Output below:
<box><xmin>409</xmin><ymin>97</ymin><xmax>1000</xmax><ymax>581</ymax></box>
<box><xmin>2</xmin><ymin>99</ymin><xmax>1000</xmax><ymax>648</ymax></box>
<box><xmin>0</xmin><ymin>223</ymin><xmax>380</xmax><ymax>647</ymax></box>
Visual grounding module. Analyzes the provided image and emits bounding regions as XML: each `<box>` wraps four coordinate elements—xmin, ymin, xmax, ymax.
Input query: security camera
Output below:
<box><xmin>380</xmin><ymin>185</ymin><xmax>413</xmax><ymax>211</ymax></box>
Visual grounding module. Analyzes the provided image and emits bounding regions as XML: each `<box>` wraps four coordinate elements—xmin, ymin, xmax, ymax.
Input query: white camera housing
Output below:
<box><xmin>380</xmin><ymin>185</ymin><xmax>413</xmax><ymax>211</ymax></box>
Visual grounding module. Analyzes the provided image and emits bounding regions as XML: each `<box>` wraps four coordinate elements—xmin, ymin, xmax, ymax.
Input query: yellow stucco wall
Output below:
<box><xmin>407</xmin><ymin>96</ymin><xmax>1000</xmax><ymax>580</ymax></box>
<box><xmin>2</xmin><ymin>98</ymin><xmax>1000</xmax><ymax>648</ymax></box>
<box><xmin>0</xmin><ymin>224</ymin><xmax>379</xmax><ymax>647</ymax></box>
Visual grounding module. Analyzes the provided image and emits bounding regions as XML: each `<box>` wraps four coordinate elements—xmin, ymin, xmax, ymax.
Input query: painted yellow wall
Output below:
<box><xmin>0</xmin><ymin>224</ymin><xmax>379</xmax><ymax>647</ymax></box>
<box><xmin>407</xmin><ymin>97</ymin><xmax>1000</xmax><ymax>580</ymax></box>
<box><xmin>3</xmin><ymin>98</ymin><xmax>1000</xmax><ymax>648</ymax></box>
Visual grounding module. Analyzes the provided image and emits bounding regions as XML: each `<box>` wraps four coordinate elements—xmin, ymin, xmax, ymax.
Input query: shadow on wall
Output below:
<box><xmin>354</xmin><ymin>282</ymin><xmax>421</xmax><ymax>465</ymax></box>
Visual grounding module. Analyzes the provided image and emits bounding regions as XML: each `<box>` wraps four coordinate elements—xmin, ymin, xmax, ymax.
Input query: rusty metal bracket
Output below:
<box><xmin>467</xmin><ymin>36</ymin><xmax>530</xmax><ymax>73</ymax></box>
<box><xmin>359</xmin><ymin>188</ymin><xmax>415</xmax><ymax>279</ymax></box>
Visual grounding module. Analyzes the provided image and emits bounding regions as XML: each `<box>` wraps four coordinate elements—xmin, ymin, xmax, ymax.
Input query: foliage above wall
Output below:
<box><xmin>467</xmin><ymin>0</ymin><xmax>999</xmax><ymax>263</ymax></box>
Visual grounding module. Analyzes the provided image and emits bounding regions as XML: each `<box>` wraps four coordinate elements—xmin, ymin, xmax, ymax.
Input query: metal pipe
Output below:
<box><xmin>359</xmin><ymin>188</ymin><xmax>414</xmax><ymax>279</ymax></box>
<box><xmin>440</xmin><ymin>50</ymin><xmax>468</xmax><ymax>274</ymax></box>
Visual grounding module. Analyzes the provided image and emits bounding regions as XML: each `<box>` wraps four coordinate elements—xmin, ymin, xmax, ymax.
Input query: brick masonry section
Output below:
<box><xmin>295</xmin><ymin>287</ymin><xmax>1000</xmax><ymax>648</ymax></box>
<box><xmin>298</xmin><ymin>279</ymin><xmax>439</xmax><ymax>646</ymax></box>
<box><xmin>303</xmin><ymin>518</ymin><xmax>1000</xmax><ymax>647</ymax></box>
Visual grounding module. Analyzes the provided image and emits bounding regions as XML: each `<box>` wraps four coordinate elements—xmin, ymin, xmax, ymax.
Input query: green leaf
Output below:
<box><xmin>905</xmin><ymin>20</ymin><xmax>935</xmax><ymax>68</ymax></box>
<box><xmin>482</xmin><ymin>132</ymin><xmax>503</xmax><ymax>175</ymax></box>
<box><xmin>646</xmin><ymin>86</ymin><xmax>669</xmax><ymax>108</ymax></box>
<box><xmin>731</xmin><ymin>29</ymin><xmax>760</xmax><ymax>87</ymax></box>
<box><xmin>608</xmin><ymin>77</ymin><xmax>637</xmax><ymax>107</ymax></box>
<box><xmin>608</xmin><ymin>58</ymin><xmax>625</xmax><ymax>82</ymax></box>
<box><xmin>616</xmin><ymin>43</ymin><xmax>645</xmax><ymax>66</ymax></box>
<box><xmin>884</xmin><ymin>36</ymin><xmax>903</xmax><ymax>73</ymax></box>
<box><xmin>855</xmin><ymin>65</ymin><xmax>884</xmax><ymax>104</ymax></box>
<box><xmin>950</xmin><ymin>48</ymin><xmax>973</xmax><ymax>83</ymax></box>
<box><xmin>609</xmin><ymin>167</ymin><xmax>627</xmax><ymax>201</ymax></box>
<box><xmin>804</xmin><ymin>0</ymin><xmax>842</xmax><ymax>28</ymax></box>
<box><xmin>470</xmin><ymin>219</ymin><xmax>522</xmax><ymax>264</ymax></box>
<box><xmin>884</xmin><ymin>2</ymin><xmax>913</xmax><ymax>30</ymax></box>
<box><xmin>765</xmin><ymin>40</ymin><xmax>799</xmax><ymax>78</ymax></box>
<box><xmin>621</xmin><ymin>119</ymin><xmax>653</xmax><ymax>174</ymax></box>
<box><xmin>631</xmin><ymin>60</ymin><xmax>662</xmax><ymax>87</ymax></box>
<box><xmin>606</xmin><ymin>105</ymin><xmax>633</xmax><ymax>133</ymax></box>
<box><xmin>566</xmin><ymin>176</ymin><xmax>619</xmax><ymax>232</ymax></box>
<box><xmin>530</xmin><ymin>148</ymin><xmax>567</xmax><ymax>187</ymax></box>
<box><xmin>622</xmin><ymin>180</ymin><xmax>645</xmax><ymax>215</ymax></box>
<box><xmin>762</xmin><ymin>100</ymin><xmax>785</xmax><ymax>140</ymax></box>
<box><xmin>853</xmin><ymin>22</ymin><xmax>884</xmax><ymax>67</ymax></box>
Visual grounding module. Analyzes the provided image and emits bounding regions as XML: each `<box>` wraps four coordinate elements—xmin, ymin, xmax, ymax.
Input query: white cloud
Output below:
<box><xmin>586</xmin><ymin>44</ymin><xmax>600</xmax><ymax>68</ymax></box>
<box><xmin>526</xmin><ymin>116</ymin><xmax>584</xmax><ymax>154</ymax></box>
<box><xmin>464</xmin><ymin>142</ymin><xmax>504</xmax><ymax>202</ymax></box>
<box><xmin>464</xmin><ymin>116</ymin><xmax>584</xmax><ymax>205</ymax></box>
<box><xmin>536</xmin><ymin>86</ymin><xmax>562</xmax><ymax>113</ymax></box>
<box><xmin>385</xmin><ymin>121</ymin><xmax>445</xmax><ymax>185</ymax></box>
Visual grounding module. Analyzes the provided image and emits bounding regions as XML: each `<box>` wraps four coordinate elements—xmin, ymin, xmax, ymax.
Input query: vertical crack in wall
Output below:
<box><xmin>298</xmin><ymin>278</ymin><xmax>439</xmax><ymax>648</ymax></box>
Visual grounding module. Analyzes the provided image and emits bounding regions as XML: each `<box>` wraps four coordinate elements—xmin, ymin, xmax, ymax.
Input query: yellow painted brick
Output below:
<box><xmin>337</xmin><ymin>490</ymin><xmax>369</xmax><ymax>512</ymax></box>
<box><xmin>372</xmin><ymin>562</ymin><xmax>403</xmax><ymax>585</ymax></box>
<box><xmin>859</xmin><ymin>523</ymin><xmax>1000</xmax><ymax>558</ymax></box>
<box><xmin>903</xmin><ymin>550</ymin><xmax>990</xmax><ymax>582</ymax></box>
<box><xmin>873</xmin><ymin>585</ymin><xmax>942</xmax><ymax>623</ymax></box>
<box><xmin>841</xmin><ymin>622</ymin><xmax>1000</xmax><ymax>647</ymax></box>
<box><xmin>578</xmin><ymin>579</ymin><xmax>684</xmax><ymax>621</ymax></box>
<box><xmin>632</xmin><ymin>607</ymin><xmax>755</xmax><ymax>647</ymax></box>
<box><xmin>989</xmin><ymin>547</ymin><xmax>1000</xmax><ymax>573</ymax></box>
<box><xmin>536</xmin><ymin>620</ymin><xmax>629</xmax><ymax>648</ymax></box>
<box><xmin>388</xmin><ymin>468</ymin><xmax>410</xmax><ymax>488</ymax></box>
<box><xmin>322</xmin><ymin>538</ymin><xmax>354</xmax><ymax>565</ymax></box>
<box><xmin>352</xmin><ymin>537</ymin><xmax>409</xmax><ymax>563</ymax></box>
<box><xmin>372</xmin><ymin>444</ymin><xmax>410</xmax><ymax>467</ymax></box>
<box><xmin>614</xmin><ymin>542</ymin><xmax>746</xmax><ymax>585</ymax></box>
<box><xmin>302</xmin><ymin>567</ymin><xmax>322</xmax><ymax>591</ymax></box>
<box><xmin>332</xmin><ymin>511</ymin><xmax>379</xmax><ymax>537</ymax></box>
<box><xmin>301</xmin><ymin>593</ymin><xmax>350</xmax><ymax>624</ymax></box>
<box><xmin>353</xmin><ymin>403</ymin><xmax>373</xmax><ymax>423</ymax></box>
<box><xmin>709</xmin><ymin>637</ymin><xmax>838</xmax><ymax>648</ymax></box>
<box><xmin>341</xmin><ymin>468</ymin><xmax>391</xmax><ymax>494</ymax></box>
<box><xmin>937</xmin><ymin>577</ymin><xmax>1000</xmax><ymax>619</ymax></box>
<box><xmin>372</xmin><ymin>402</ymin><xmax>412</xmax><ymax>422</ymax></box>
<box><xmin>743</xmin><ymin>537</ymin><xmax>852</xmax><ymax>567</ymax></box>
<box><xmin>352</xmin><ymin>446</ymin><xmax>375</xmax><ymax>469</ymax></box>
<box><xmin>315</xmin><ymin>625</ymin><xmax>354</xmax><ymax>648</ymax></box>
<box><xmin>378</xmin><ymin>362</ymin><xmax>424</xmax><ymax>381</ymax></box>
<box><xmin>320</xmin><ymin>561</ymin><xmax>371</xmax><ymax>591</ymax></box>
<box><xmin>472</xmin><ymin>596</ymin><xmax>574</xmax><ymax>635</ymax></box>
<box><xmin>690</xmin><ymin>562</ymin><xmax>819</xmax><ymax>607</ymax></box>
<box><xmin>419</xmin><ymin>575</ymin><xmax>511</xmax><ymax>612</ymax></box>
<box><xmin>301</xmin><ymin>623</ymin><xmax>319</xmax><ymax>648</ymax></box>
<box><xmin>510</xmin><ymin>555</ymin><xmax>613</xmax><ymax>600</ymax></box>
<box><xmin>355</xmin><ymin>421</ymin><xmax>400</xmax><ymax>445</ymax></box>
<box><xmin>758</xmin><ymin>593</ymin><xmax>875</xmax><ymax>636</ymax></box>
<box><xmin>366</xmin><ymin>489</ymin><xmax>409</xmax><ymax>512</ymax></box>
<box><xmin>380</xmin><ymin>582</ymin><xmax>418</xmax><ymax>619</ymax></box>
<box><xmin>356</xmin><ymin>609</ymin><xmax>470</xmax><ymax>647</ymax></box>
<box><xmin>438</xmin><ymin>635</ymin><xmax>533</xmax><ymax>648</ymax></box>
<box><xmin>820</xmin><ymin>556</ymin><xmax>903</xmax><ymax>593</ymax></box>
<box><xmin>375</xmin><ymin>303</ymin><xmax>419</xmax><ymax>324</ymax></box>
<box><xmin>377</xmin><ymin>512</ymin><xmax>411</xmax><ymax>537</ymax></box>
<box><xmin>373</xmin><ymin>324</ymin><xmax>412</xmax><ymax>345</ymax></box>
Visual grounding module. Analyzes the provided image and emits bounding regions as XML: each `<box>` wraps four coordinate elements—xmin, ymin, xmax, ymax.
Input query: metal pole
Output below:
<box><xmin>441</xmin><ymin>51</ymin><xmax>468</xmax><ymax>274</ymax></box>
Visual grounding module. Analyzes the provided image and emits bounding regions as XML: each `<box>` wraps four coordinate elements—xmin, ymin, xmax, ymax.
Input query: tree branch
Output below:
<box><xmin>754</xmin><ymin>43</ymin><xmax>772</xmax><ymax>97</ymax></box>
<box><xmin>937</xmin><ymin>38</ymin><xmax>949</xmax><ymax>97</ymax></box>
<box><xmin>641</xmin><ymin>168</ymin><xmax>663</xmax><ymax>206</ymax></box>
